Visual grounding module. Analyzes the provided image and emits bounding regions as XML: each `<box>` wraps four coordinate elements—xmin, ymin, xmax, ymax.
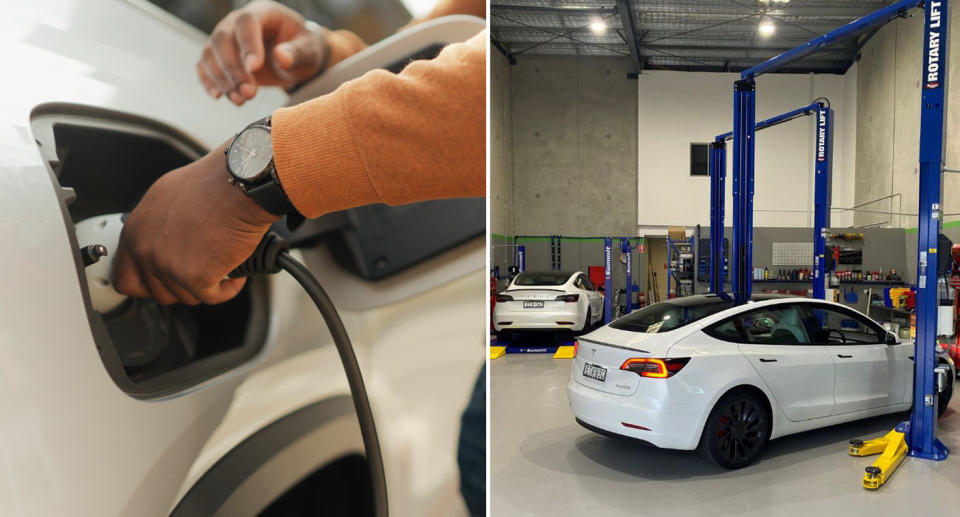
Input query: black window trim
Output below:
<box><xmin>703</xmin><ymin>300</ymin><xmax>887</xmax><ymax>346</ymax></box>
<box><xmin>585</xmin><ymin>274</ymin><xmax>597</xmax><ymax>291</ymax></box>
<box><xmin>703</xmin><ymin>301</ymin><xmax>814</xmax><ymax>345</ymax></box>
<box><xmin>799</xmin><ymin>301</ymin><xmax>886</xmax><ymax>346</ymax></box>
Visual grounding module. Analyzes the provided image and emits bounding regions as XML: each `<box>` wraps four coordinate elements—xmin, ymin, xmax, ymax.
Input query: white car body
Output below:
<box><xmin>567</xmin><ymin>295</ymin><xmax>952</xmax><ymax>458</ymax></box>
<box><xmin>493</xmin><ymin>271</ymin><xmax>603</xmax><ymax>333</ymax></box>
<box><xmin>1</xmin><ymin>2</ymin><xmax>484</xmax><ymax>515</ymax></box>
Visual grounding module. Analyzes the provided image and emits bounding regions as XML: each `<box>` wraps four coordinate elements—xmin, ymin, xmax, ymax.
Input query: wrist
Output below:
<box><xmin>213</xmin><ymin>141</ymin><xmax>281</xmax><ymax>227</ymax></box>
<box><xmin>234</xmin><ymin>182</ymin><xmax>282</xmax><ymax>227</ymax></box>
<box><xmin>325</xmin><ymin>29</ymin><xmax>368</xmax><ymax>68</ymax></box>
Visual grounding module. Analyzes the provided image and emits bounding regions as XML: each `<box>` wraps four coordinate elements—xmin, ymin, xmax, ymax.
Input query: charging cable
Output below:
<box><xmin>231</xmin><ymin>232</ymin><xmax>388</xmax><ymax>517</ymax></box>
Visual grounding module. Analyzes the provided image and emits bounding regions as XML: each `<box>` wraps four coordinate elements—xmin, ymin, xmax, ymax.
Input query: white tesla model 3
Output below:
<box><xmin>568</xmin><ymin>294</ymin><xmax>955</xmax><ymax>469</ymax></box>
<box><xmin>494</xmin><ymin>271</ymin><xmax>604</xmax><ymax>337</ymax></box>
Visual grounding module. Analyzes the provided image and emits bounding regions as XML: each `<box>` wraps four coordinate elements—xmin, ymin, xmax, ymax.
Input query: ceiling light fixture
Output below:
<box><xmin>589</xmin><ymin>20</ymin><xmax>607</xmax><ymax>34</ymax></box>
<box><xmin>758</xmin><ymin>18</ymin><xmax>776</xmax><ymax>37</ymax></box>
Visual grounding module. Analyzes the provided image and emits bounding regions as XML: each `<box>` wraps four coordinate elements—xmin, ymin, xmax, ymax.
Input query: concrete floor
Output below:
<box><xmin>492</xmin><ymin>353</ymin><xmax>960</xmax><ymax>516</ymax></box>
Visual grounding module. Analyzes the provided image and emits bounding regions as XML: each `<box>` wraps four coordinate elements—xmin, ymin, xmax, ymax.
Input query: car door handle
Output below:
<box><xmin>758</xmin><ymin>358</ymin><xmax>777</xmax><ymax>363</ymax></box>
<box><xmin>837</xmin><ymin>354</ymin><xmax>853</xmax><ymax>359</ymax></box>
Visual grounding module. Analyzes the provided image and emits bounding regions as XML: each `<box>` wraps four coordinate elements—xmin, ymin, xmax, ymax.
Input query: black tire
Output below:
<box><xmin>579</xmin><ymin>309</ymin><xmax>592</xmax><ymax>335</ymax></box>
<box><xmin>697</xmin><ymin>389</ymin><xmax>770</xmax><ymax>469</ymax></box>
<box><xmin>496</xmin><ymin>331</ymin><xmax>512</xmax><ymax>343</ymax></box>
<box><xmin>938</xmin><ymin>368</ymin><xmax>953</xmax><ymax>417</ymax></box>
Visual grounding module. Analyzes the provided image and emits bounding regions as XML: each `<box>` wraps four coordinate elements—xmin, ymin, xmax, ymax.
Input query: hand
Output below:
<box><xmin>198</xmin><ymin>0</ymin><xmax>329</xmax><ymax>105</ymax></box>
<box><xmin>112</xmin><ymin>141</ymin><xmax>281</xmax><ymax>305</ymax></box>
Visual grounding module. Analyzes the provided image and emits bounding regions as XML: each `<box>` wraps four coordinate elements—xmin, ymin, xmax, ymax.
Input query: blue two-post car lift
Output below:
<box><xmin>709</xmin><ymin>100</ymin><xmax>833</xmax><ymax>299</ymax></box>
<box><xmin>725</xmin><ymin>0</ymin><xmax>949</xmax><ymax>488</ymax></box>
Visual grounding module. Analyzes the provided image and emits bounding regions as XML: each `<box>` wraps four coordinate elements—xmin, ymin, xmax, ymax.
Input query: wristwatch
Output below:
<box><xmin>225</xmin><ymin>116</ymin><xmax>302</xmax><ymax>223</ymax></box>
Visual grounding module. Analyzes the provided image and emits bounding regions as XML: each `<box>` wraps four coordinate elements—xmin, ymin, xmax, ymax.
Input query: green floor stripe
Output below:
<box><xmin>491</xmin><ymin>235</ymin><xmax>646</xmax><ymax>244</ymax></box>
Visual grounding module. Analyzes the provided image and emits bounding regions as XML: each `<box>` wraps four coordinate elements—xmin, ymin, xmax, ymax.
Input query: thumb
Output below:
<box><xmin>272</xmin><ymin>31</ymin><xmax>323</xmax><ymax>71</ymax></box>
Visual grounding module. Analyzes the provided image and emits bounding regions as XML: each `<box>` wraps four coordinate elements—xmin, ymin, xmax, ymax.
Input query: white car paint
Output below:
<box><xmin>567</xmin><ymin>296</ymin><xmax>946</xmax><ymax>455</ymax></box>
<box><xmin>493</xmin><ymin>271</ymin><xmax>603</xmax><ymax>333</ymax></box>
<box><xmin>0</xmin><ymin>2</ymin><xmax>484</xmax><ymax>515</ymax></box>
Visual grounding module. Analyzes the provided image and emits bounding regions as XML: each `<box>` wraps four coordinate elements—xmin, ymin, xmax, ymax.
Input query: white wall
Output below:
<box><xmin>636</xmin><ymin>69</ymin><xmax>857</xmax><ymax>233</ymax></box>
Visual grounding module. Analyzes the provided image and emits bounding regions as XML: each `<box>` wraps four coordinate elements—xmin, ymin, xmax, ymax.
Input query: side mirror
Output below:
<box><xmin>886</xmin><ymin>332</ymin><xmax>900</xmax><ymax>345</ymax></box>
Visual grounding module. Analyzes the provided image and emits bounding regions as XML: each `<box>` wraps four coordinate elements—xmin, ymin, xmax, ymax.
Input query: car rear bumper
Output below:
<box><xmin>566</xmin><ymin>378</ymin><xmax>708</xmax><ymax>450</ymax></box>
<box><xmin>493</xmin><ymin>306</ymin><xmax>584</xmax><ymax>331</ymax></box>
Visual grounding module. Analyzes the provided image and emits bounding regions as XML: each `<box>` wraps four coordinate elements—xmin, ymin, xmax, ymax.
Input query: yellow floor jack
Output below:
<box><xmin>848</xmin><ymin>422</ymin><xmax>910</xmax><ymax>490</ymax></box>
<box><xmin>849</xmin><ymin>365</ymin><xmax>951</xmax><ymax>490</ymax></box>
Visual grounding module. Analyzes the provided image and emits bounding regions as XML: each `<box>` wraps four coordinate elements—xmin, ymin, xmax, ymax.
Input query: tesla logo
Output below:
<box><xmin>926</xmin><ymin>1</ymin><xmax>943</xmax><ymax>89</ymax></box>
<box><xmin>591</xmin><ymin>348</ymin><xmax>597</xmax><ymax>357</ymax></box>
<box><xmin>817</xmin><ymin>111</ymin><xmax>826</xmax><ymax>162</ymax></box>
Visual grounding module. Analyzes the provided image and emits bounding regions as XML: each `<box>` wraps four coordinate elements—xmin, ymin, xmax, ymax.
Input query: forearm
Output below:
<box><xmin>271</xmin><ymin>30</ymin><xmax>486</xmax><ymax>218</ymax></box>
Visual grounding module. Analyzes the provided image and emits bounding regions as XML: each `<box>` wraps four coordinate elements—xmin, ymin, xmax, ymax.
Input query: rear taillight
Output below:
<box><xmin>556</xmin><ymin>294</ymin><xmax>580</xmax><ymax>302</ymax></box>
<box><xmin>573</xmin><ymin>340</ymin><xmax>579</xmax><ymax>357</ymax></box>
<box><xmin>620</xmin><ymin>357</ymin><xmax>690</xmax><ymax>378</ymax></box>
<box><xmin>497</xmin><ymin>294</ymin><xmax>513</xmax><ymax>302</ymax></box>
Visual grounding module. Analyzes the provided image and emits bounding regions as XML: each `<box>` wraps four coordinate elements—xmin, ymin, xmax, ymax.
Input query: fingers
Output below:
<box><xmin>199</xmin><ymin>278</ymin><xmax>248</xmax><ymax>306</ymax></box>
<box><xmin>199</xmin><ymin>19</ymin><xmax>260</xmax><ymax>104</ymax></box>
<box><xmin>159</xmin><ymin>276</ymin><xmax>203</xmax><ymax>306</ymax></box>
<box><xmin>272</xmin><ymin>30</ymin><xmax>321</xmax><ymax>71</ymax></box>
<box><xmin>200</xmin><ymin>47</ymin><xmax>233</xmax><ymax>99</ymax></box>
<box><xmin>213</xmin><ymin>29</ymin><xmax>259</xmax><ymax>103</ymax></box>
<box><xmin>197</xmin><ymin>61</ymin><xmax>222</xmax><ymax>99</ymax></box>
<box><xmin>235</xmin><ymin>11</ymin><xmax>265</xmax><ymax>75</ymax></box>
<box><xmin>143</xmin><ymin>274</ymin><xmax>179</xmax><ymax>306</ymax></box>
<box><xmin>112</xmin><ymin>244</ymin><xmax>151</xmax><ymax>299</ymax></box>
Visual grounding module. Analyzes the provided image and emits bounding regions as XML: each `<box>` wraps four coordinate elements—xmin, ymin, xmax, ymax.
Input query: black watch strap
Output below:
<box><xmin>247</xmin><ymin>179</ymin><xmax>297</xmax><ymax>216</ymax></box>
<box><xmin>247</xmin><ymin>179</ymin><xmax>306</xmax><ymax>231</ymax></box>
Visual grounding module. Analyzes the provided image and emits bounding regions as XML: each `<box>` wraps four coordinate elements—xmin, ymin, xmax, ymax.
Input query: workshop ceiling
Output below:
<box><xmin>491</xmin><ymin>0</ymin><xmax>896</xmax><ymax>73</ymax></box>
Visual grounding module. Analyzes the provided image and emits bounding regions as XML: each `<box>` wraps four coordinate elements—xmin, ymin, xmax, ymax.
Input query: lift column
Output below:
<box><xmin>621</xmin><ymin>238</ymin><xmax>633</xmax><ymax>314</ymax></box>
<box><xmin>909</xmin><ymin>0</ymin><xmax>949</xmax><ymax>461</ymax></box>
<box><xmin>813</xmin><ymin>104</ymin><xmax>833</xmax><ymax>300</ymax></box>
<box><xmin>516</xmin><ymin>245</ymin><xmax>526</xmax><ymax>272</ymax></box>
<box><xmin>732</xmin><ymin>78</ymin><xmax>756</xmax><ymax>304</ymax></box>
<box><xmin>709</xmin><ymin>140</ymin><xmax>726</xmax><ymax>292</ymax></box>
<box><xmin>603</xmin><ymin>237</ymin><xmax>613</xmax><ymax>324</ymax></box>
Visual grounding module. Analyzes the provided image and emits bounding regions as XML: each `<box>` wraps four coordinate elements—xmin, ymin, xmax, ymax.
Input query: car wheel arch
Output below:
<box><xmin>170</xmin><ymin>395</ymin><xmax>369</xmax><ymax>516</ymax></box>
<box><xmin>703</xmin><ymin>383</ymin><xmax>776</xmax><ymax>438</ymax></box>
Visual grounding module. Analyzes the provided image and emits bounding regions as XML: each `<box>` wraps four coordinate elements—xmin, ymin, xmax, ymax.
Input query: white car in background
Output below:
<box><xmin>568</xmin><ymin>294</ymin><xmax>955</xmax><ymax>469</ymax></box>
<box><xmin>1</xmin><ymin>1</ymin><xmax>484</xmax><ymax>515</ymax></box>
<box><xmin>494</xmin><ymin>271</ymin><xmax>604</xmax><ymax>338</ymax></box>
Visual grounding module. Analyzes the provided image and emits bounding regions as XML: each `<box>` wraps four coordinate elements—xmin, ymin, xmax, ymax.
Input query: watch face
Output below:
<box><xmin>228</xmin><ymin>126</ymin><xmax>273</xmax><ymax>180</ymax></box>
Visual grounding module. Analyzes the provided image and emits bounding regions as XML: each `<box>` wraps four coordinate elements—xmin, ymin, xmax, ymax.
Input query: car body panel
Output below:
<box><xmin>569</xmin><ymin>334</ymin><xmax>771</xmax><ymax>450</ymax></box>
<box><xmin>828</xmin><ymin>344</ymin><xmax>897</xmax><ymax>414</ymax></box>
<box><xmin>738</xmin><ymin>342</ymin><xmax>836</xmax><ymax>421</ymax></box>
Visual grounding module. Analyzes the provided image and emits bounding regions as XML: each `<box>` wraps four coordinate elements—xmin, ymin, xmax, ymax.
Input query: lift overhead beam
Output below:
<box><xmin>710</xmin><ymin>100</ymin><xmax>832</xmax><ymax>299</ymax></box>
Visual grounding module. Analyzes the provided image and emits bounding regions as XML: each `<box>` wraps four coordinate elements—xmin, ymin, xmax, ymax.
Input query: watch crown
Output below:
<box><xmin>227</xmin><ymin>177</ymin><xmax>236</xmax><ymax>185</ymax></box>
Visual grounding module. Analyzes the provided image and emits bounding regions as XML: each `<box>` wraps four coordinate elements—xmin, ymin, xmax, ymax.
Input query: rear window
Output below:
<box><xmin>610</xmin><ymin>300</ymin><xmax>735</xmax><ymax>333</ymax></box>
<box><xmin>513</xmin><ymin>272</ymin><xmax>572</xmax><ymax>286</ymax></box>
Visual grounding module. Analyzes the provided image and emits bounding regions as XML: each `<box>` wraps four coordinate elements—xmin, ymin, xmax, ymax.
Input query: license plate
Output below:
<box><xmin>523</xmin><ymin>301</ymin><xmax>544</xmax><ymax>309</ymax></box>
<box><xmin>582</xmin><ymin>363</ymin><xmax>607</xmax><ymax>382</ymax></box>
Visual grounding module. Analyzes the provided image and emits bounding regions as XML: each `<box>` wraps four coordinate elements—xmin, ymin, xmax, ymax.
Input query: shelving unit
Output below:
<box><xmin>667</xmin><ymin>236</ymin><xmax>696</xmax><ymax>298</ymax></box>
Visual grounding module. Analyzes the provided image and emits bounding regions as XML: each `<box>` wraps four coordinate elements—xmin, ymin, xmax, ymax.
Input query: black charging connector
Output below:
<box><xmin>232</xmin><ymin>232</ymin><xmax>388</xmax><ymax>517</ymax></box>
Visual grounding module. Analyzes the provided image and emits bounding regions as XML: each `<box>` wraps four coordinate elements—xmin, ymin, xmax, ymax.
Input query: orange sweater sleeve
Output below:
<box><xmin>271</xmin><ymin>29</ymin><xmax>487</xmax><ymax>218</ymax></box>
